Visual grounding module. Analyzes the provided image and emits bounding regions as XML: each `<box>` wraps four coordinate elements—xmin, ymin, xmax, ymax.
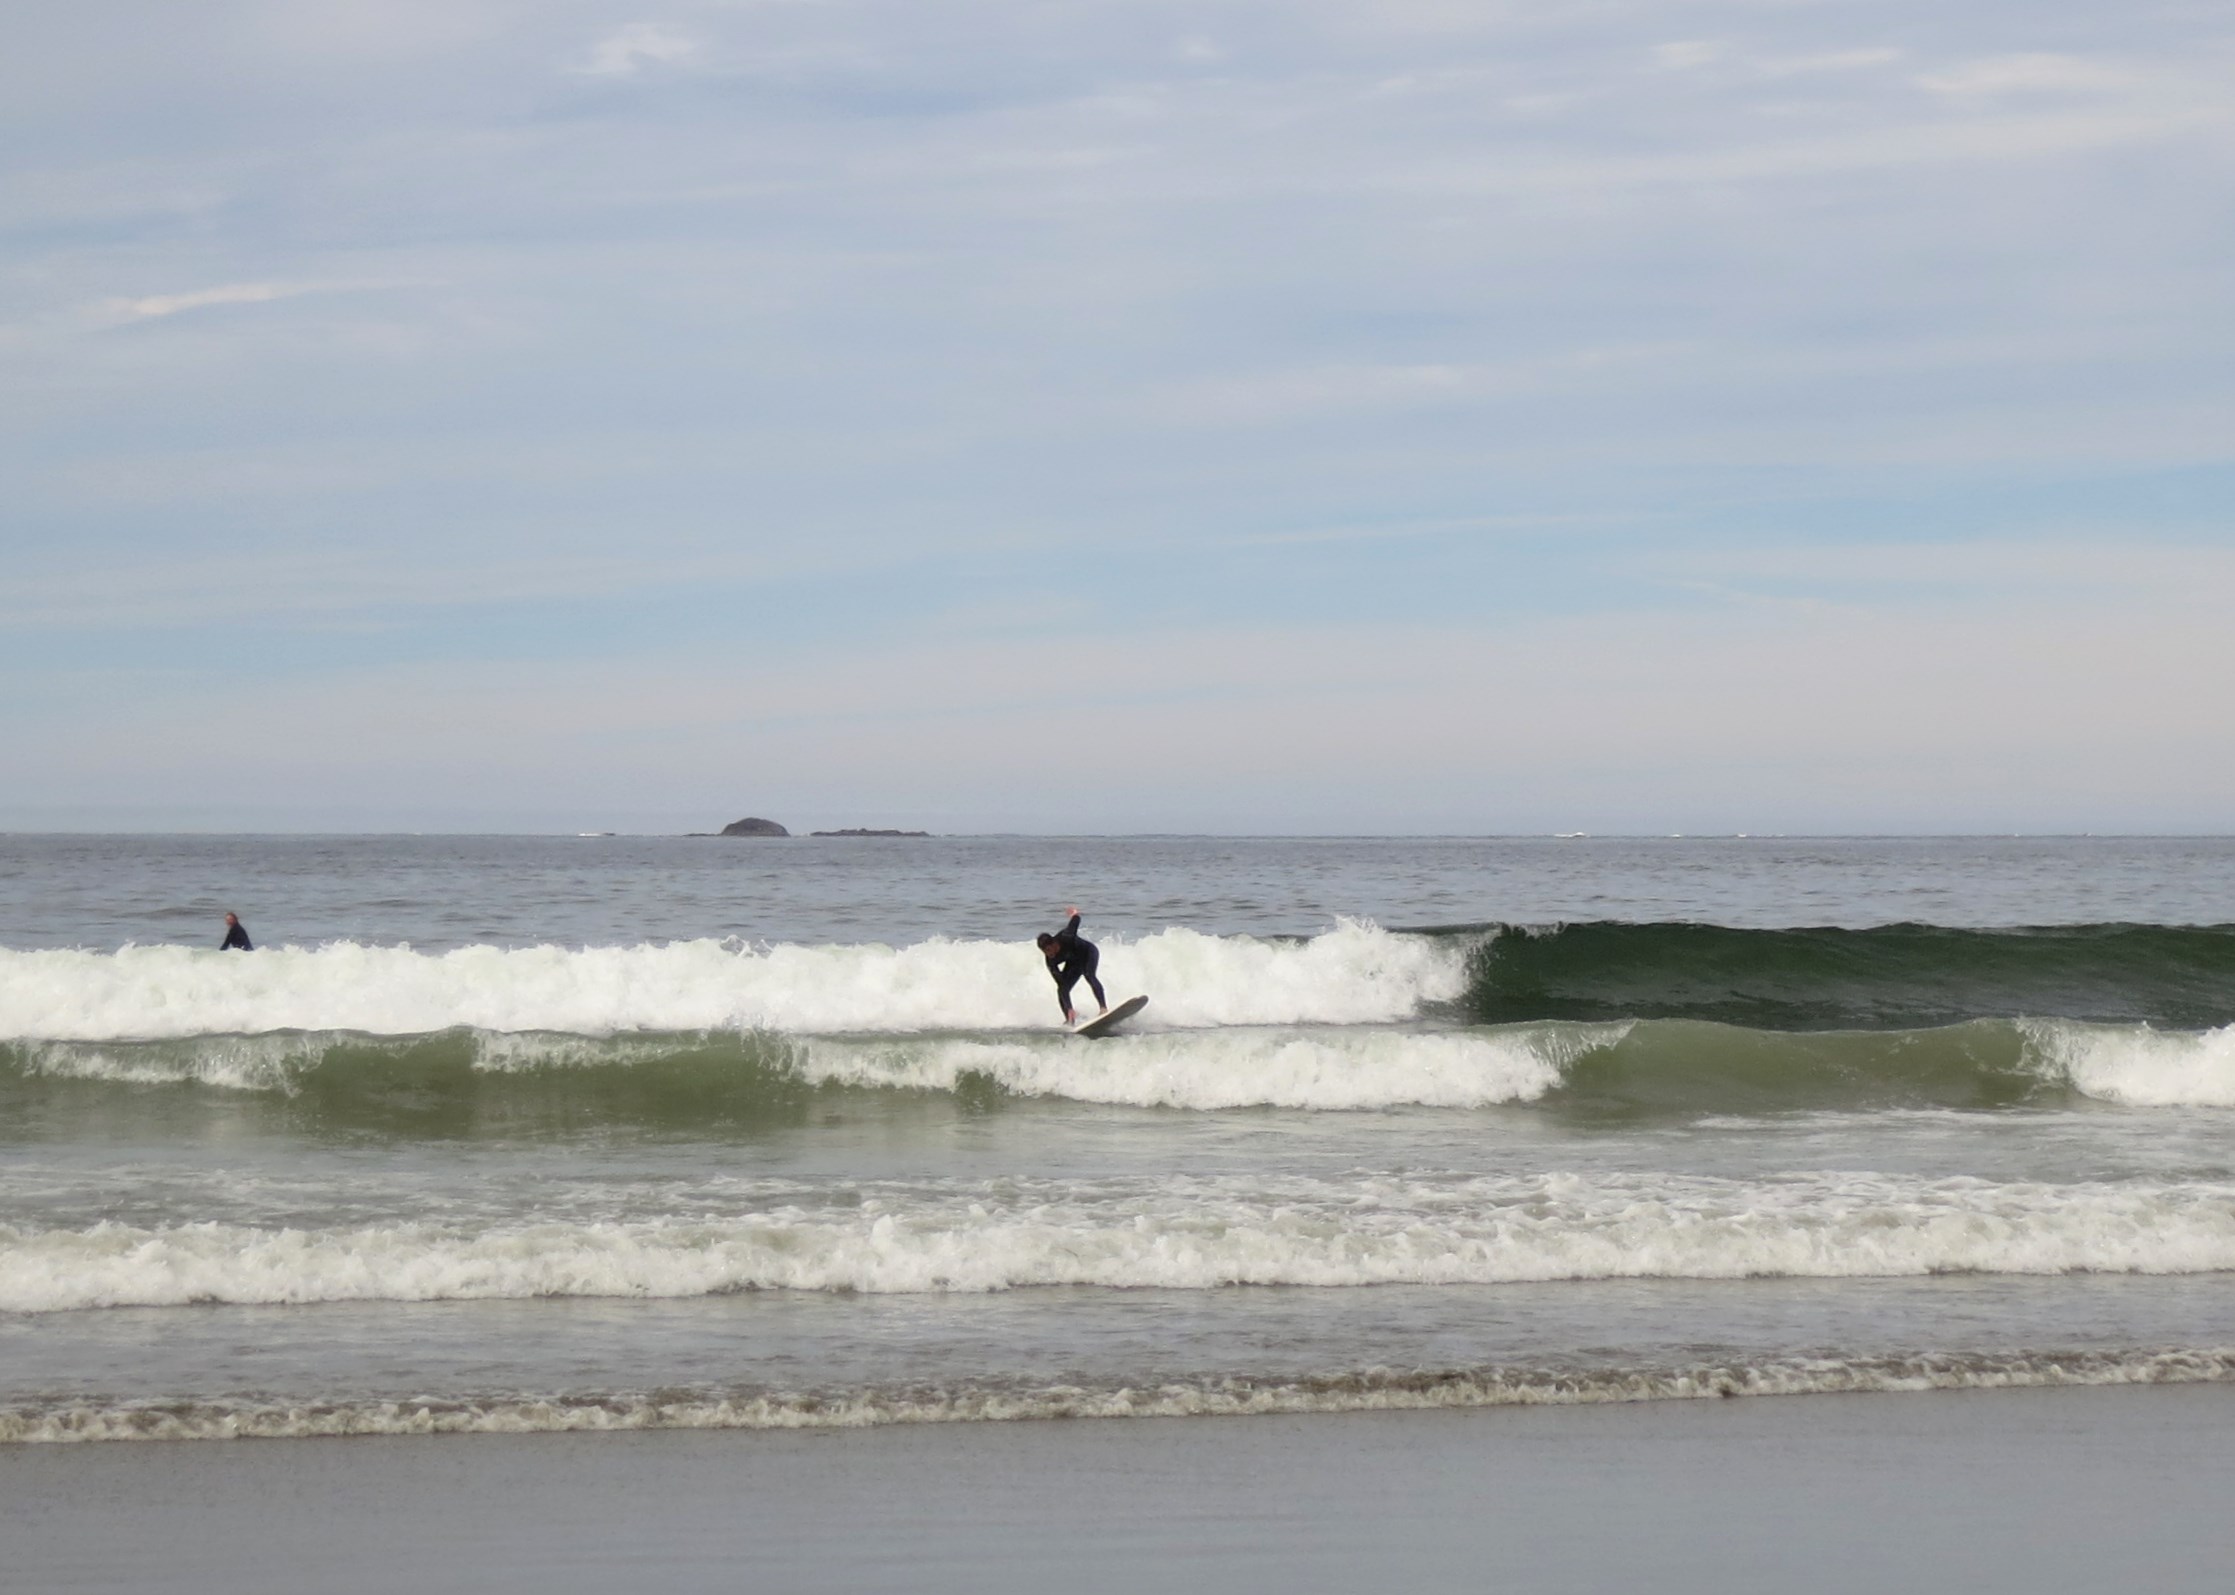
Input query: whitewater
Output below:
<box><xmin>0</xmin><ymin>922</ymin><xmax>1465</xmax><ymax>1039</ymax></box>
<box><xmin>6</xmin><ymin>1171</ymin><xmax>2235</xmax><ymax>1314</ymax></box>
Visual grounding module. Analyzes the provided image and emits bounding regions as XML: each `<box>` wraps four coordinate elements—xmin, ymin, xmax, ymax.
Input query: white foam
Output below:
<box><xmin>0</xmin><ymin>922</ymin><xmax>1466</xmax><ymax>1042</ymax></box>
<box><xmin>792</xmin><ymin>1025</ymin><xmax>1611</xmax><ymax>1110</ymax></box>
<box><xmin>0</xmin><ymin>1023</ymin><xmax>1615</xmax><ymax>1110</ymax></box>
<box><xmin>7</xmin><ymin>1350</ymin><xmax>2230</xmax><ymax>1443</ymax></box>
<box><xmin>5</xmin><ymin>1033</ymin><xmax>340</xmax><ymax>1092</ymax></box>
<box><xmin>7</xmin><ymin>1171</ymin><xmax>2233</xmax><ymax>1313</ymax></box>
<box><xmin>2025</xmin><ymin>1019</ymin><xmax>2235</xmax><ymax>1108</ymax></box>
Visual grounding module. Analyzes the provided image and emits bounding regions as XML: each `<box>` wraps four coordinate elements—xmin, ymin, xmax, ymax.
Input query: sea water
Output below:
<box><xmin>2</xmin><ymin>834</ymin><xmax>2232</xmax><ymax>1441</ymax></box>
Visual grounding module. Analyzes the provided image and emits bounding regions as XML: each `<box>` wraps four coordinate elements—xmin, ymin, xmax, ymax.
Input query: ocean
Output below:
<box><xmin>3</xmin><ymin>833</ymin><xmax>2233</xmax><ymax>1445</ymax></box>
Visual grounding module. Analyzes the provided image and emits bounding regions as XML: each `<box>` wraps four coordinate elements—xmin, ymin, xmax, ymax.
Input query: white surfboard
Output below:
<box><xmin>1073</xmin><ymin>994</ymin><xmax>1148</xmax><ymax>1038</ymax></box>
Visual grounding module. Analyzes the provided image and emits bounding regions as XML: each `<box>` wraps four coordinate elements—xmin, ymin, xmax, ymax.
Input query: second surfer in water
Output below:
<box><xmin>1038</xmin><ymin>907</ymin><xmax>1107</xmax><ymax>1025</ymax></box>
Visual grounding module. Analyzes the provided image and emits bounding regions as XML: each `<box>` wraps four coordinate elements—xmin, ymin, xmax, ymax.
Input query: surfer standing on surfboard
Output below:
<box><xmin>1037</xmin><ymin>907</ymin><xmax>1108</xmax><ymax>1025</ymax></box>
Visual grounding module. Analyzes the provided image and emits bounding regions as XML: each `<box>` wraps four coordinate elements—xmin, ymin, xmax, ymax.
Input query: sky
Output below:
<box><xmin>2</xmin><ymin>0</ymin><xmax>2231</xmax><ymax>834</ymax></box>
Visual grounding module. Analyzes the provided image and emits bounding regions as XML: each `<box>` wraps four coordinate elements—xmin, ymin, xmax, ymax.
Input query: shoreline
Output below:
<box><xmin>9</xmin><ymin>1346</ymin><xmax>2234</xmax><ymax>1444</ymax></box>
<box><xmin>8</xmin><ymin>1383</ymin><xmax>2231</xmax><ymax>1593</ymax></box>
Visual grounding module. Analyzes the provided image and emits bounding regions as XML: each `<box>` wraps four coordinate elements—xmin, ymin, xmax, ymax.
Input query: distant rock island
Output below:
<box><xmin>715</xmin><ymin>816</ymin><xmax>790</xmax><ymax>837</ymax></box>
<box><xmin>684</xmin><ymin>817</ymin><xmax>933</xmax><ymax>838</ymax></box>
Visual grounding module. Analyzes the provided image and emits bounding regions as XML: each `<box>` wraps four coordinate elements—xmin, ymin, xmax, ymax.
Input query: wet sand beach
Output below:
<box><xmin>11</xmin><ymin>1384</ymin><xmax>2232</xmax><ymax>1595</ymax></box>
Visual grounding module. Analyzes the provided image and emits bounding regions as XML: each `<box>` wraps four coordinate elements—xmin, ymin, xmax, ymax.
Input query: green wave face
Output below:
<box><xmin>0</xmin><ymin>1032</ymin><xmax>835</xmax><ymax>1141</ymax></box>
<box><xmin>1459</xmin><ymin>922</ymin><xmax>2235</xmax><ymax>1030</ymax></box>
<box><xmin>1550</xmin><ymin>1018</ymin><xmax>2041</xmax><ymax>1116</ymax></box>
<box><xmin>2</xmin><ymin>1014</ymin><xmax>2219</xmax><ymax>1136</ymax></box>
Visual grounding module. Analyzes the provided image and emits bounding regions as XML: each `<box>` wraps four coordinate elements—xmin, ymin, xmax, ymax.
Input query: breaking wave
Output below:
<box><xmin>7</xmin><ymin>921</ymin><xmax>2232</xmax><ymax>1126</ymax></box>
<box><xmin>0</xmin><ymin>923</ymin><xmax>1462</xmax><ymax>1041</ymax></box>
<box><xmin>7</xmin><ymin>922</ymin><xmax>2228</xmax><ymax>1052</ymax></box>
<box><xmin>7</xmin><ymin>1170</ymin><xmax>2234</xmax><ymax>1313</ymax></box>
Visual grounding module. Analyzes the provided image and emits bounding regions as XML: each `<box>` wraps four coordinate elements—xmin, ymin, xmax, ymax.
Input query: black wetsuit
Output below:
<box><xmin>219</xmin><ymin>921</ymin><xmax>253</xmax><ymax>951</ymax></box>
<box><xmin>1043</xmin><ymin>913</ymin><xmax>1105</xmax><ymax>1018</ymax></box>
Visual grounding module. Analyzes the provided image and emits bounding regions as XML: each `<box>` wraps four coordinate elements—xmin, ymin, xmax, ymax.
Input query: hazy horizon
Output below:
<box><xmin>4</xmin><ymin>818</ymin><xmax>2228</xmax><ymax>841</ymax></box>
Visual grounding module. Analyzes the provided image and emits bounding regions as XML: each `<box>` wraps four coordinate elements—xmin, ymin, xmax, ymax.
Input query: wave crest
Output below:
<box><xmin>2025</xmin><ymin>1019</ymin><xmax>2235</xmax><ymax>1108</ymax></box>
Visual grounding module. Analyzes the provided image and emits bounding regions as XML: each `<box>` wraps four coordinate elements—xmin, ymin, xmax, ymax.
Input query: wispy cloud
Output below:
<box><xmin>1653</xmin><ymin>42</ymin><xmax>1902</xmax><ymax>79</ymax></box>
<box><xmin>1917</xmin><ymin>53</ymin><xmax>2140</xmax><ymax>98</ymax></box>
<box><xmin>575</xmin><ymin>23</ymin><xmax>699</xmax><ymax>77</ymax></box>
<box><xmin>1651</xmin><ymin>40</ymin><xmax>1725</xmax><ymax>71</ymax></box>
<box><xmin>1236</xmin><ymin>513</ymin><xmax>1622</xmax><ymax>549</ymax></box>
<box><xmin>1756</xmin><ymin>47</ymin><xmax>1902</xmax><ymax>79</ymax></box>
<box><xmin>99</xmin><ymin>282</ymin><xmax>315</xmax><ymax>323</ymax></box>
<box><xmin>1159</xmin><ymin>345</ymin><xmax>1694</xmax><ymax>426</ymax></box>
<box><xmin>81</xmin><ymin>278</ymin><xmax>413</xmax><ymax>333</ymax></box>
<box><xmin>1652</xmin><ymin>540</ymin><xmax>2235</xmax><ymax>603</ymax></box>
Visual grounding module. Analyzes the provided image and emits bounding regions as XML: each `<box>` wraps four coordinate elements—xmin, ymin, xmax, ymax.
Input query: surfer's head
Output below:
<box><xmin>1036</xmin><ymin>933</ymin><xmax>1058</xmax><ymax>954</ymax></box>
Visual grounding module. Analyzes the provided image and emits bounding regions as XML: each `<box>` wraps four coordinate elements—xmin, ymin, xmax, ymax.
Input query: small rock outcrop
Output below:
<box><xmin>718</xmin><ymin>816</ymin><xmax>790</xmax><ymax>837</ymax></box>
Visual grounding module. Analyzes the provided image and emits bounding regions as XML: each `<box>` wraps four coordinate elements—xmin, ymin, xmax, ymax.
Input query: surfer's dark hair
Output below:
<box><xmin>1036</xmin><ymin>933</ymin><xmax>1057</xmax><ymax>951</ymax></box>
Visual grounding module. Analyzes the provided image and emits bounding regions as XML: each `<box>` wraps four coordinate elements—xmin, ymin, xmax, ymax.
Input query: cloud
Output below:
<box><xmin>99</xmin><ymin>282</ymin><xmax>316</xmax><ymax>323</ymax></box>
<box><xmin>0</xmin><ymin>541</ymin><xmax>713</xmax><ymax>632</ymax></box>
<box><xmin>1917</xmin><ymin>53</ymin><xmax>2140</xmax><ymax>99</ymax></box>
<box><xmin>575</xmin><ymin>23</ymin><xmax>700</xmax><ymax>77</ymax></box>
<box><xmin>1156</xmin><ymin>344</ymin><xmax>1694</xmax><ymax>427</ymax></box>
<box><xmin>1651</xmin><ymin>41</ymin><xmax>1725</xmax><ymax>71</ymax></box>
<box><xmin>1756</xmin><ymin>47</ymin><xmax>1902</xmax><ymax>79</ymax></box>
<box><xmin>1160</xmin><ymin>361</ymin><xmax>1479</xmax><ymax>425</ymax></box>
<box><xmin>1647</xmin><ymin>540</ymin><xmax>2235</xmax><ymax>607</ymax></box>
<box><xmin>1397</xmin><ymin>101</ymin><xmax>2225</xmax><ymax>199</ymax></box>
<box><xmin>1235</xmin><ymin>513</ymin><xmax>1614</xmax><ymax>549</ymax></box>
<box><xmin>84</xmin><ymin>276</ymin><xmax>425</xmax><ymax>331</ymax></box>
